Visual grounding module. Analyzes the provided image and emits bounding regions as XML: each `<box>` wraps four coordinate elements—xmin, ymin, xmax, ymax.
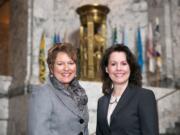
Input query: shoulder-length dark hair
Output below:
<box><xmin>100</xmin><ymin>44</ymin><xmax>142</xmax><ymax>95</ymax></box>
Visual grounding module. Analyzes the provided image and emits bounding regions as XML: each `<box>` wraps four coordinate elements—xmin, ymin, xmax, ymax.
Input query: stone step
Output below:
<box><xmin>174</xmin><ymin>121</ymin><xmax>180</xmax><ymax>128</ymax></box>
<box><xmin>162</xmin><ymin>121</ymin><xmax>180</xmax><ymax>135</ymax></box>
<box><xmin>160</xmin><ymin>134</ymin><xmax>176</xmax><ymax>135</ymax></box>
<box><xmin>174</xmin><ymin>122</ymin><xmax>180</xmax><ymax>134</ymax></box>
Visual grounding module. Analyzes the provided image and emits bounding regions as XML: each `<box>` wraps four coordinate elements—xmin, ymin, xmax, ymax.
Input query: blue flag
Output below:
<box><xmin>112</xmin><ymin>27</ymin><xmax>118</xmax><ymax>45</ymax></box>
<box><xmin>53</xmin><ymin>33</ymin><xmax>61</xmax><ymax>44</ymax></box>
<box><xmin>136</xmin><ymin>27</ymin><xmax>143</xmax><ymax>71</ymax></box>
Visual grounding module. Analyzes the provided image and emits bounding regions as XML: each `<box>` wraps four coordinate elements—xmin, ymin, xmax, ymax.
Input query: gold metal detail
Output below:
<box><xmin>76</xmin><ymin>4</ymin><xmax>110</xmax><ymax>81</ymax></box>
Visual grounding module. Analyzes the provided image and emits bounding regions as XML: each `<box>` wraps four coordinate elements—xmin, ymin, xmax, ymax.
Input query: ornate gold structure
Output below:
<box><xmin>76</xmin><ymin>4</ymin><xmax>110</xmax><ymax>80</ymax></box>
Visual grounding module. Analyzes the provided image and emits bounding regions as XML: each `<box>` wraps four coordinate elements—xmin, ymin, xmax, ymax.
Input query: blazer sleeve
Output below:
<box><xmin>84</xmin><ymin>124</ymin><xmax>89</xmax><ymax>135</ymax></box>
<box><xmin>139</xmin><ymin>90</ymin><xmax>159</xmax><ymax>135</ymax></box>
<box><xmin>84</xmin><ymin>105</ymin><xmax>89</xmax><ymax>135</ymax></box>
<box><xmin>28</xmin><ymin>86</ymin><xmax>52</xmax><ymax>135</ymax></box>
<box><xmin>96</xmin><ymin>99</ymin><xmax>103</xmax><ymax>135</ymax></box>
<box><xmin>96</xmin><ymin>119</ymin><xmax>103</xmax><ymax>135</ymax></box>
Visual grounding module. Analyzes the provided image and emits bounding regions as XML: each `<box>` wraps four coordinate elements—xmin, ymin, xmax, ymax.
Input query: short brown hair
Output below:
<box><xmin>47</xmin><ymin>43</ymin><xmax>77</xmax><ymax>72</ymax></box>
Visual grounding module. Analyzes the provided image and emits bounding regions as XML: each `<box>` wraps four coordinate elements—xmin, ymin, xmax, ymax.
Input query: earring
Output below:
<box><xmin>105</xmin><ymin>67</ymin><xmax>108</xmax><ymax>73</ymax></box>
<box><xmin>50</xmin><ymin>73</ymin><xmax>53</xmax><ymax>78</ymax></box>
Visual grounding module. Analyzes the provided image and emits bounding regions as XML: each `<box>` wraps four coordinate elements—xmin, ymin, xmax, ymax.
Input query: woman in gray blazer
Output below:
<box><xmin>28</xmin><ymin>43</ymin><xmax>89</xmax><ymax>135</ymax></box>
<box><xmin>96</xmin><ymin>44</ymin><xmax>159</xmax><ymax>135</ymax></box>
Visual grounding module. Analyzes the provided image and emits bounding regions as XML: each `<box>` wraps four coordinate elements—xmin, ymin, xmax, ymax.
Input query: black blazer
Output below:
<box><xmin>96</xmin><ymin>84</ymin><xmax>159</xmax><ymax>135</ymax></box>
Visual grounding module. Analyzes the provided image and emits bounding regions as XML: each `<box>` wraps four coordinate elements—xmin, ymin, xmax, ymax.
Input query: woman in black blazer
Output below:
<box><xmin>96</xmin><ymin>44</ymin><xmax>159</xmax><ymax>135</ymax></box>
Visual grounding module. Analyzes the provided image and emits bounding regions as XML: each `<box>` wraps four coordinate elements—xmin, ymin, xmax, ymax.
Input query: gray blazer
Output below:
<box><xmin>28</xmin><ymin>80</ymin><xmax>89</xmax><ymax>135</ymax></box>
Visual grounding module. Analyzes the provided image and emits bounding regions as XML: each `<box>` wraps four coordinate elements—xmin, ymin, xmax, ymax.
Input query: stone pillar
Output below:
<box><xmin>7</xmin><ymin>0</ymin><xmax>29</xmax><ymax>135</ymax></box>
<box><xmin>0</xmin><ymin>76</ymin><xmax>12</xmax><ymax>135</ymax></box>
<box><xmin>163</xmin><ymin>0</ymin><xmax>174</xmax><ymax>81</ymax></box>
<box><xmin>170</xmin><ymin>0</ymin><xmax>180</xmax><ymax>83</ymax></box>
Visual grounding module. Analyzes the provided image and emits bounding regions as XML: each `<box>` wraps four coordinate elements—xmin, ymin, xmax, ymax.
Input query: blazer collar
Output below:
<box><xmin>47</xmin><ymin>79</ymin><xmax>83</xmax><ymax>118</ymax></box>
<box><xmin>102</xmin><ymin>93</ymin><xmax>111</xmax><ymax>130</ymax></box>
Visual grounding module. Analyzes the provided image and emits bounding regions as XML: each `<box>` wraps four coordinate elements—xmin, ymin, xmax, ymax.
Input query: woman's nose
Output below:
<box><xmin>64</xmin><ymin>63</ymin><xmax>69</xmax><ymax>70</ymax></box>
<box><xmin>116</xmin><ymin>64</ymin><xmax>122</xmax><ymax>70</ymax></box>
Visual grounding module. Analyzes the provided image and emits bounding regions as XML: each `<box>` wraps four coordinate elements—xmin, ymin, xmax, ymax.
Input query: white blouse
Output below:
<box><xmin>107</xmin><ymin>95</ymin><xmax>121</xmax><ymax>125</ymax></box>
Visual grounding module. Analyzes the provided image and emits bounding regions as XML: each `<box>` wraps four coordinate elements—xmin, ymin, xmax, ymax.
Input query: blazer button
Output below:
<box><xmin>79</xmin><ymin>119</ymin><xmax>84</xmax><ymax>124</ymax></box>
<box><xmin>78</xmin><ymin>132</ymin><xmax>83</xmax><ymax>135</ymax></box>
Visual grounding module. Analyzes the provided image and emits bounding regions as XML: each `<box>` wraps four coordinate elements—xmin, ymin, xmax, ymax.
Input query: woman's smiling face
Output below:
<box><xmin>106</xmin><ymin>51</ymin><xmax>130</xmax><ymax>86</ymax></box>
<box><xmin>52</xmin><ymin>52</ymin><xmax>76</xmax><ymax>87</ymax></box>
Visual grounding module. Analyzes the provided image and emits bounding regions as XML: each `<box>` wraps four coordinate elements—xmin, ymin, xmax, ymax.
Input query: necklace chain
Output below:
<box><xmin>109</xmin><ymin>98</ymin><xmax>118</xmax><ymax>104</ymax></box>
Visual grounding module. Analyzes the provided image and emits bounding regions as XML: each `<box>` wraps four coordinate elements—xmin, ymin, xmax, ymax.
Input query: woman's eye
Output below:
<box><xmin>122</xmin><ymin>62</ymin><xmax>128</xmax><ymax>65</ymax></box>
<box><xmin>68</xmin><ymin>61</ymin><xmax>75</xmax><ymax>65</ymax></box>
<box><xmin>69</xmin><ymin>62</ymin><xmax>75</xmax><ymax>65</ymax></box>
<box><xmin>111</xmin><ymin>63</ymin><xmax>116</xmax><ymax>66</ymax></box>
<box><xmin>56</xmin><ymin>63</ymin><xmax>63</xmax><ymax>65</ymax></box>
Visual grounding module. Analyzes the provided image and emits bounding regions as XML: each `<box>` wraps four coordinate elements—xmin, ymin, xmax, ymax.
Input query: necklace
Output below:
<box><xmin>109</xmin><ymin>94</ymin><xmax>121</xmax><ymax>104</ymax></box>
<box><xmin>109</xmin><ymin>98</ymin><xmax>118</xmax><ymax>104</ymax></box>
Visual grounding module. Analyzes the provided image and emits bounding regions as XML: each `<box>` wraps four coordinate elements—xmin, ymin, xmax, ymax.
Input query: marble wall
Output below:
<box><xmin>171</xmin><ymin>0</ymin><xmax>180</xmax><ymax>79</ymax></box>
<box><xmin>29</xmin><ymin>0</ymin><xmax>149</xmax><ymax>84</ymax></box>
<box><xmin>29</xmin><ymin>0</ymin><xmax>180</xmax><ymax>86</ymax></box>
<box><xmin>147</xmin><ymin>0</ymin><xmax>180</xmax><ymax>85</ymax></box>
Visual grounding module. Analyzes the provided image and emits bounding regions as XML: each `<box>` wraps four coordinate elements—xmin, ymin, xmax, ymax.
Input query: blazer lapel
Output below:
<box><xmin>110</xmin><ymin>84</ymin><xmax>136</xmax><ymax>124</ymax></box>
<box><xmin>47</xmin><ymin>83</ymin><xmax>82</xmax><ymax>117</ymax></box>
<box><xmin>102</xmin><ymin>94</ymin><xmax>111</xmax><ymax>129</ymax></box>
